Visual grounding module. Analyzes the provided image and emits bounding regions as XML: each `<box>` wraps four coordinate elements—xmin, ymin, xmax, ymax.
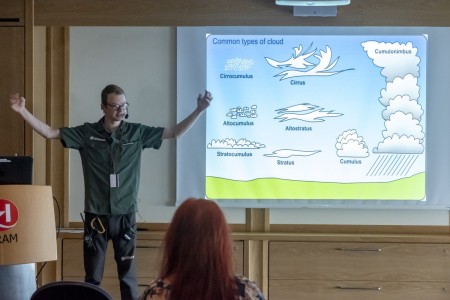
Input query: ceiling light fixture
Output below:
<box><xmin>276</xmin><ymin>0</ymin><xmax>351</xmax><ymax>17</ymax></box>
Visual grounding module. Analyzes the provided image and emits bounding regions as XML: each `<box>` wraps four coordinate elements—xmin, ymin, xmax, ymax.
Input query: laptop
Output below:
<box><xmin>0</xmin><ymin>156</ymin><xmax>33</xmax><ymax>185</ymax></box>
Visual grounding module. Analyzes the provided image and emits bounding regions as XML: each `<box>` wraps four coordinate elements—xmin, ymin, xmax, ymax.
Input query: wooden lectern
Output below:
<box><xmin>0</xmin><ymin>185</ymin><xmax>57</xmax><ymax>300</ymax></box>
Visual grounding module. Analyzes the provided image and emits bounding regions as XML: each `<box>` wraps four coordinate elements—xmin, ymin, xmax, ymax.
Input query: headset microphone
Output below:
<box><xmin>125</xmin><ymin>113</ymin><xmax>129</xmax><ymax>119</ymax></box>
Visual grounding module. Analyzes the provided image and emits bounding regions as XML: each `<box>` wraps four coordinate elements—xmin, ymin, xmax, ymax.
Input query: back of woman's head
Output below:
<box><xmin>161</xmin><ymin>198</ymin><xmax>236</xmax><ymax>300</ymax></box>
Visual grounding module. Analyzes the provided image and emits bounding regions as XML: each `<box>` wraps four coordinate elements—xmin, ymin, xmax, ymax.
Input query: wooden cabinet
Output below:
<box><xmin>62</xmin><ymin>238</ymin><xmax>244</xmax><ymax>299</ymax></box>
<box><xmin>0</xmin><ymin>1</ymin><xmax>26</xmax><ymax>156</ymax></box>
<box><xmin>269</xmin><ymin>241</ymin><xmax>450</xmax><ymax>300</ymax></box>
<box><xmin>62</xmin><ymin>239</ymin><xmax>162</xmax><ymax>298</ymax></box>
<box><xmin>0</xmin><ymin>0</ymin><xmax>24</xmax><ymax>22</ymax></box>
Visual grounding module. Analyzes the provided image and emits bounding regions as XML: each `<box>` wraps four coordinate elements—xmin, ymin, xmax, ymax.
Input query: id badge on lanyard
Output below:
<box><xmin>110</xmin><ymin>173</ymin><xmax>120</xmax><ymax>187</ymax></box>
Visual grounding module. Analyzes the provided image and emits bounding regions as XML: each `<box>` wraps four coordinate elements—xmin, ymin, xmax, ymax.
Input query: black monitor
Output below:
<box><xmin>0</xmin><ymin>156</ymin><xmax>33</xmax><ymax>185</ymax></box>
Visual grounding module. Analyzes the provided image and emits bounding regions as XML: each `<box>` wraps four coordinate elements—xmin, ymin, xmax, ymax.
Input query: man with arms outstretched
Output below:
<box><xmin>10</xmin><ymin>84</ymin><xmax>212</xmax><ymax>300</ymax></box>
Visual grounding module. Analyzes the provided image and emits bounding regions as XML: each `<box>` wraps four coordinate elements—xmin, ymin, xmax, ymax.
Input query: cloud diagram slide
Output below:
<box><xmin>206</xmin><ymin>34</ymin><xmax>426</xmax><ymax>201</ymax></box>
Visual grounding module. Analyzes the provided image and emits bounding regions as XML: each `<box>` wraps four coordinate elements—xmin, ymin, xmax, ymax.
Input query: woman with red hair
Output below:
<box><xmin>139</xmin><ymin>198</ymin><xmax>265</xmax><ymax>300</ymax></box>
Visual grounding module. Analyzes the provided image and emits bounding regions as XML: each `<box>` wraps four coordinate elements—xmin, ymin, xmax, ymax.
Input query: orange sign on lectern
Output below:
<box><xmin>0</xmin><ymin>185</ymin><xmax>57</xmax><ymax>265</ymax></box>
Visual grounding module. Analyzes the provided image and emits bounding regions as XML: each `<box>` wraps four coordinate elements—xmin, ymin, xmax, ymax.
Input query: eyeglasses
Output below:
<box><xmin>105</xmin><ymin>102</ymin><xmax>129</xmax><ymax>111</ymax></box>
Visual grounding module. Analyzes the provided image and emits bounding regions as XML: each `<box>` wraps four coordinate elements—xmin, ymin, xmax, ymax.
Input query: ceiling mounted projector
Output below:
<box><xmin>276</xmin><ymin>0</ymin><xmax>351</xmax><ymax>17</ymax></box>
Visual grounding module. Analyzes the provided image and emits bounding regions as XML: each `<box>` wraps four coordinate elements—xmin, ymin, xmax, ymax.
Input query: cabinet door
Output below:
<box><xmin>269</xmin><ymin>279</ymin><xmax>450</xmax><ymax>300</ymax></box>
<box><xmin>269</xmin><ymin>241</ymin><xmax>450</xmax><ymax>300</ymax></box>
<box><xmin>0</xmin><ymin>0</ymin><xmax>24</xmax><ymax>22</ymax></box>
<box><xmin>62</xmin><ymin>239</ymin><xmax>154</xmax><ymax>299</ymax></box>
<box><xmin>270</xmin><ymin>241</ymin><xmax>450</xmax><ymax>281</ymax></box>
<box><xmin>63</xmin><ymin>238</ymin><xmax>244</xmax><ymax>298</ymax></box>
<box><xmin>0</xmin><ymin>27</ymin><xmax>25</xmax><ymax>155</ymax></box>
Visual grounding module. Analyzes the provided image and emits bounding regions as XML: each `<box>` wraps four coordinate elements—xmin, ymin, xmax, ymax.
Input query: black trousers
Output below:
<box><xmin>83</xmin><ymin>212</ymin><xmax>138</xmax><ymax>300</ymax></box>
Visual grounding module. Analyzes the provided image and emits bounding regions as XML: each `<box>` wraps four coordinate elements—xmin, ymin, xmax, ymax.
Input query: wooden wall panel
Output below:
<box><xmin>0</xmin><ymin>0</ymin><xmax>24</xmax><ymax>25</ymax></box>
<box><xmin>32</xmin><ymin>26</ymin><xmax>47</xmax><ymax>185</ymax></box>
<box><xmin>45</xmin><ymin>26</ymin><xmax>69</xmax><ymax>226</ymax></box>
<box><xmin>0</xmin><ymin>27</ymin><xmax>25</xmax><ymax>156</ymax></box>
<box><xmin>34</xmin><ymin>0</ymin><xmax>450</xmax><ymax>27</ymax></box>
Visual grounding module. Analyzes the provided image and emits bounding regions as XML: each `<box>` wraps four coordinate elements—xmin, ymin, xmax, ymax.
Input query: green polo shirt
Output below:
<box><xmin>60</xmin><ymin>118</ymin><xmax>164</xmax><ymax>215</ymax></box>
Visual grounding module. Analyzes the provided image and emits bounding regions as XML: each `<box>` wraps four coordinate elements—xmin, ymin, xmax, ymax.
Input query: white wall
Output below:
<box><xmin>70</xmin><ymin>27</ymin><xmax>450</xmax><ymax>226</ymax></box>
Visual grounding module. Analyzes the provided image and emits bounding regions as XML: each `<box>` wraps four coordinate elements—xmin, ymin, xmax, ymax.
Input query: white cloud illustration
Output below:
<box><xmin>224</xmin><ymin>57</ymin><xmax>255</xmax><ymax>71</ymax></box>
<box><xmin>373</xmin><ymin>134</ymin><xmax>424</xmax><ymax>154</ymax></box>
<box><xmin>264</xmin><ymin>149</ymin><xmax>321</xmax><ymax>158</ymax></box>
<box><xmin>379</xmin><ymin>74</ymin><xmax>420</xmax><ymax>107</ymax></box>
<box><xmin>208</xmin><ymin>138</ymin><xmax>265</xmax><ymax>149</ymax></box>
<box><xmin>336</xmin><ymin>129</ymin><xmax>369</xmax><ymax>158</ymax></box>
<box><xmin>362</xmin><ymin>41</ymin><xmax>420</xmax><ymax>82</ymax></box>
<box><xmin>382</xmin><ymin>112</ymin><xmax>424</xmax><ymax>140</ymax></box>
<box><xmin>382</xmin><ymin>95</ymin><xmax>424</xmax><ymax>121</ymax></box>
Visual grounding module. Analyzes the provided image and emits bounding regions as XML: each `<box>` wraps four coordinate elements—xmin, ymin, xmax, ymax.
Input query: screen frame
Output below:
<box><xmin>177</xmin><ymin>26</ymin><xmax>450</xmax><ymax>209</ymax></box>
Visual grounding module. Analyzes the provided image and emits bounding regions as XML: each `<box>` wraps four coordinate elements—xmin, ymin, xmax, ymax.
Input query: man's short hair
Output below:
<box><xmin>101</xmin><ymin>84</ymin><xmax>125</xmax><ymax>105</ymax></box>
